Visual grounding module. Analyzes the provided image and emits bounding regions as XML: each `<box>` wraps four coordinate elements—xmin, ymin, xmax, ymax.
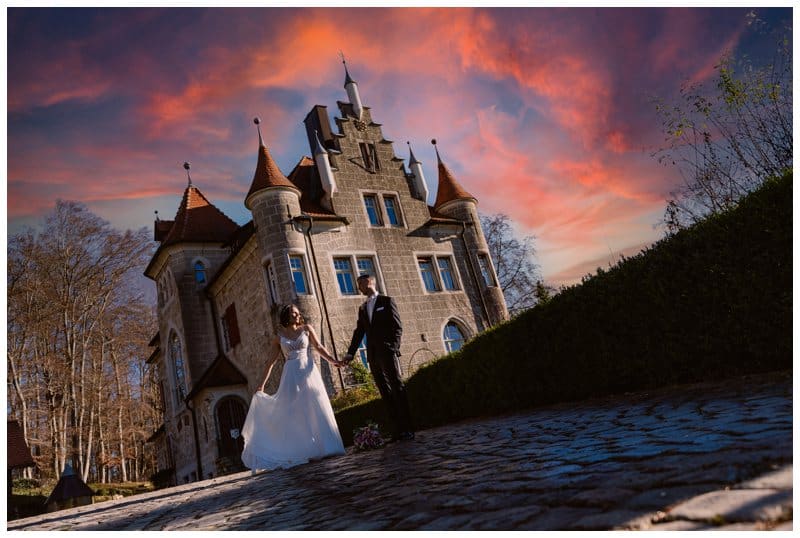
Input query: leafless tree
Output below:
<box><xmin>654</xmin><ymin>18</ymin><xmax>791</xmax><ymax>233</ymax></box>
<box><xmin>480</xmin><ymin>213</ymin><xmax>545</xmax><ymax>316</ymax></box>
<box><xmin>7</xmin><ymin>200</ymin><xmax>158</xmax><ymax>485</ymax></box>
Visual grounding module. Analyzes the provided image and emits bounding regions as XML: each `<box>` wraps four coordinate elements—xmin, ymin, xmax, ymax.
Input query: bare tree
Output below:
<box><xmin>7</xmin><ymin>200</ymin><xmax>158</xmax><ymax>484</ymax></box>
<box><xmin>654</xmin><ymin>17</ymin><xmax>791</xmax><ymax>232</ymax></box>
<box><xmin>480</xmin><ymin>213</ymin><xmax>545</xmax><ymax>316</ymax></box>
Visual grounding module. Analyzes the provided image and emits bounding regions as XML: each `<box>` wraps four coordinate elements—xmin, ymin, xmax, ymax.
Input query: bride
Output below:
<box><xmin>241</xmin><ymin>304</ymin><xmax>345</xmax><ymax>472</ymax></box>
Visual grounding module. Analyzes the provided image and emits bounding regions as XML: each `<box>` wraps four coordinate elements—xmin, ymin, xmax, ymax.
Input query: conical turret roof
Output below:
<box><xmin>161</xmin><ymin>184</ymin><xmax>239</xmax><ymax>246</ymax></box>
<box><xmin>245</xmin><ymin>135</ymin><xmax>297</xmax><ymax>208</ymax></box>
<box><xmin>432</xmin><ymin>142</ymin><xmax>475</xmax><ymax>209</ymax></box>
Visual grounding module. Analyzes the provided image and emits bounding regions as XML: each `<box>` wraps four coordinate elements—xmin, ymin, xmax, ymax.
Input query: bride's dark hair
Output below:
<box><xmin>279</xmin><ymin>304</ymin><xmax>304</xmax><ymax>327</ymax></box>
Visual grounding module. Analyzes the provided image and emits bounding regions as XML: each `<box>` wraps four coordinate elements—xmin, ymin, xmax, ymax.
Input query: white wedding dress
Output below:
<box><xmin>241</xmin><ymin>330</ymin><xmax>345</xmax><ymax>471</ymax></box>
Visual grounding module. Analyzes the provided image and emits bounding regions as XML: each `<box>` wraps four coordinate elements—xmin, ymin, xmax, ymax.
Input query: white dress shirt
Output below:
<box><xmin>366</xmin><ymin>293</ymin><xmax>379</xmax><ymax>322</ymax></box>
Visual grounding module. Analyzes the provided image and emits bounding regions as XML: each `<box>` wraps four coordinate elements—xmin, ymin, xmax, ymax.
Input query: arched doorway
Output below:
<box><xmin>215</xmin><ymin>396</ymin><xmax>247</xmax><ymax>471</ymax></box>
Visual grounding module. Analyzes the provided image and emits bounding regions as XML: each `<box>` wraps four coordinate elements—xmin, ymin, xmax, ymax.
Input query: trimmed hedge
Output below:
<box><xmin>335</xmin><ymin>172</ymin><xmax>792</xmax><ymax>445</ymax></box>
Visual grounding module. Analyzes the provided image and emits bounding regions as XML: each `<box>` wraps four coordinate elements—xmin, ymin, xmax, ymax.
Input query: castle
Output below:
<box><xmin>144</xmin><ymin>61</ymin><xmax>508</xmax><ymax>485</ymax></box>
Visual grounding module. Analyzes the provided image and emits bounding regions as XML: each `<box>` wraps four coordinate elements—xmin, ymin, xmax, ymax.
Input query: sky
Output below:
<box><xmin>6</xmin><ymin>6</ymin><xmax>793</xmax><ymax>287</ymax></box>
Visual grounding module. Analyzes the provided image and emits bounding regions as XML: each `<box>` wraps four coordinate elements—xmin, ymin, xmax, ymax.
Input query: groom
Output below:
<box><xmin>343</xmin><ymin>274</ymin><xmax>415</xmax><ymax>441</ymax></box>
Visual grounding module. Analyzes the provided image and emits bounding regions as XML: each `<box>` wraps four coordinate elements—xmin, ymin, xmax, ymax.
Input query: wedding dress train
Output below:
<box><xmin>241</xmin><ymin>330</ymin><xmax>345</xmax><ymax>471</ymax></box>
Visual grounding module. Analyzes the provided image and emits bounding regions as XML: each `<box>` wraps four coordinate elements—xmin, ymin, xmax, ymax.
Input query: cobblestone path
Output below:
<box><xmin>8</xmin><ymin>371</ymin><xmax>792</xmax><ymax>531</ymax></box>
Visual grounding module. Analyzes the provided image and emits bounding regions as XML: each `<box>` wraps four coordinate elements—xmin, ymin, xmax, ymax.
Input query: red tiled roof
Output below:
<box><xmin>434</xmin><ymin>158</ymin><xmax>475</xmax><ymax>209</ymax></box>
<box><xmin>245</xmin><ymin>143</ymin><xmax>297</xmax><ymax>207</ymax></box>
<box><xmin>161</xmin><ymin>185</ymin><xmax>239</xmax><ymax>247</ymax></box>
<box><xmin>8</xmin><ymin>420</ymin><xmax>35</xmax><ymax>469</ymax></box>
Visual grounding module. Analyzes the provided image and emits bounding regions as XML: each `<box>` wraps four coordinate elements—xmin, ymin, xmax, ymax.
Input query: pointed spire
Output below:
<box><xmin>340</xmin><ymin>52</ymin><xmax>364</xmax><ymax>119</ymax></box>
<box><xmin>407</xmin><ymin>141</ymin><xmax>428</xmax><ymax>202</ymax></box>
<box><xmin>340</xmin><ymin>51</ymin><xmax>356</xmax><ymax>87</ymax></box>
<box><xmin>183</xmin><ymin>161</ymin><xmax>192</xmax><ymax>186</ymax></box>
<box><xmin>254</xmin><ymin>116</ymin><xmax>265</xmax><ymax>148</ymax></box>
<box><xmin>313</xmin><ymin>130</ymin><xmax>328</xmax><ymax>156</ymax></box>
<box><xmin>407</xmin><ymin>141</ymin><xmax>421</xmax><ymax>165</ymax></box>
<box><xmin>245</xmin><ymin>117</ymin><xmax>298</xmax><ymax>209</ymax></box>
<box><xmin>431</xmin><ymin>139</ymin><xmax>475</xmax><ymax>209</ymax></box>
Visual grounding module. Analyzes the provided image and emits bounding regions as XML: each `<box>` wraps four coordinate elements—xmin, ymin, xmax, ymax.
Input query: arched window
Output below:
<box><xmin>443</xmin><ymin>321</ymin><xmax>466</xmax><ymax>353</ymax></box>
<box><xmin>194</xmin><ymin>261</ymin><xmax>206</xmax><ymax>284</ymax></box>
<box><xmin>170</xmin><ymin>332</ymin><xmax>187</xmax><ymax>402</ymax></box>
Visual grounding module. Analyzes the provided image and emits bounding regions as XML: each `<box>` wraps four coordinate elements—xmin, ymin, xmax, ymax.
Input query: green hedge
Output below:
<box><xmin>335</xmin><ymin>172</ymin><xmax>792</xmax><ymax>445</ymax></box>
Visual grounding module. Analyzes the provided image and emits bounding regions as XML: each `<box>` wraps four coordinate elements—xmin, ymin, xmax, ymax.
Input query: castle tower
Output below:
<box><xmin>244</xmin><ymin>118</ymin><xmax>321</xmax><ymax>324</ymax></box>
<box><xmin>432</xmin><ymin>140</ymin><xmax>509</xmax><ymax>326</ymax></box>
<box><xmin>146</xmin><ymin>163</ymin><xmax>240</xmax><ymax>397</ymax></box>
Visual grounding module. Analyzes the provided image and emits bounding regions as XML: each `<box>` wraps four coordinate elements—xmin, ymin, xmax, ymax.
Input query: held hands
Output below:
<box><xmin>327</xmin><ymin>354</ymin><xmax>353</xmax><ymax>368</ymax></box>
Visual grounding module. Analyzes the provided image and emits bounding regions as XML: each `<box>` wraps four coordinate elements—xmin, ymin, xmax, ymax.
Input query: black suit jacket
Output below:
<box><xmin>347</xmin><ymin>295</ymin><xmax>403</xmax><ymax>359</ymax></box>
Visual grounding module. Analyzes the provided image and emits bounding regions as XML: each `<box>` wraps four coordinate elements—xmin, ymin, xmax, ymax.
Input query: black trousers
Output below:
<box><xmin>368</xmin><ymin>351</ymin><xmax>413</xmax><ymax>435</ymax></box>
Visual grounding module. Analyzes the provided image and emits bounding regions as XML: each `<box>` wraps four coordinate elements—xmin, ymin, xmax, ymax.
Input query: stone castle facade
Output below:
<box><xmin>144</xmin><ymin>63</ymin><xmax>508</xmax><ymax>485</ymax></box>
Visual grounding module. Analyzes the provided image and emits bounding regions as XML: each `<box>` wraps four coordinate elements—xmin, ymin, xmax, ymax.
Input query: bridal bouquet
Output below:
<box><xmin>352</xmin><ymin>422</ymin><xmax>385</xmax><ymax>451</ymax></box>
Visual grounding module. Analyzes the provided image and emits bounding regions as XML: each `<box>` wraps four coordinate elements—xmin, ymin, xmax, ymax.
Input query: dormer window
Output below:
<box><xmin>194</xmin><ymin>261</ymin><xmax>206</xmax><ymax>284</ymax></box>
<box><xmin>359</xmin><ymin>142</ymin><xmax>380</xmax><ymax>172</ymax></box>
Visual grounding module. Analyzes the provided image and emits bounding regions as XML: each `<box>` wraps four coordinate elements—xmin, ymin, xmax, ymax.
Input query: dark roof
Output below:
<box><xmin>423</xmin><ymin>205</ymin><xmax>463</xmax><ymax>227</ymax></box>
<box><xmin>185</xmin><ymin>354</ymin><xmax>248</xmax><ymax>401</ymax></box>
<box><xmin>146</xmin><ymin>424</ymin><xmax>166</xmax><ymax>443</ymax></box>
<box><xmin>45</xmin><ymin>464</ymin><xmax>94</xmax><ymax>503</ymax></box>
<box><xmin>286</xmin><ymin>156</ymin><xmax>346</xmax><ymax>220</ymax></box>
<box><xmin>148</xmin><ymin>332</ymin><xmax>160</xmax><ymax>347</ymax></box>
<box><xmin>146</xmin><ymin>347</ymin><xmax>160</xmax><ymax>365</ymax></box>
<box><xmin>7</xmin><ymin>420</ymin><xmax>35</xmax><ymax>469</ymax></box>
<box><xmin>204</xmin><ymin>221</ymin><xmax>256</xmax><ymax>291</ymax></box>
<box><xmin>154</xmin><ymin>219</ymin><xmax>174</xmax><ymax>242</ymax></box>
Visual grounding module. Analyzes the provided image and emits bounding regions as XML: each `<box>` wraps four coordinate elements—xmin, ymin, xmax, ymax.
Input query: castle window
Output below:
<box><xmin>221</xmin><ymin>303</ymin><xmax>241</xmax><ymax>351</ymax></box>
<box><xmin>362</xmin><ymin>191</ymin><xmax>405</xmax><ymax>229</ymax></box>
<box><xmin>443</xmin><ymin>322</ymin><xmax>466</xmax><ymax>353</ymax></box>
<box><xmin>265</xmin><ymin>261</ymin><xmax>279</xmax><ymax>306</ymax></box>
<box><xmin>383</xmin><ymin>195</ymin><xmax>401</xmax><ymax>226</ymax></box>
<box><xmin>437</xmin><ymin>257</ymin><xmax>459</xmax><ymax>291</ymax></box>
<box><xmin>359</xmin><ymin>142</ymin><xmax>380</xmax><ymax>172</ymax></box>
<box><xmin>289</xmin><ymin>255</ymin><xmax>310</xmax><ymax>295</ymax></box>
<box><xmin>417</xmin><ymin>257</ymin><xmax>440</xmax><ymax>292</ymax></box>
<box><xmin>332</xmin><ymin>254</ymin><xmax>381</xmax><ymax>296</ymax></box>
<box><xmin>356</xmin><ymin>256</ymin><xmax>376</xmax><ymax>278</ymax></box>
<box><xmin>194</xmin><ymin>261</ymin><xmax>206</xmax><ymax>284</ymax></box>
<box><xmin>170</xmin><ymin>332</ymin><xmax>187</xmax><ymax>404</ymax></box>
<box><xmin>334</xmin><ymin>257</ymin><xmax>357</xmax><ymax>295</ymax></box>
<box><xmin>363</xmin><ymin>194</ymin><xmax>383</xmax><ymax>226</ymax></box>
<box><xmin>417</xmin><ymin>254</ymin><xmax>461</xmax><ymax>293</ymax></box>
<box><xmin>477</xmin><ymin>254</ymin><xmax>497</xmax><ymax>287</ymax></box>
